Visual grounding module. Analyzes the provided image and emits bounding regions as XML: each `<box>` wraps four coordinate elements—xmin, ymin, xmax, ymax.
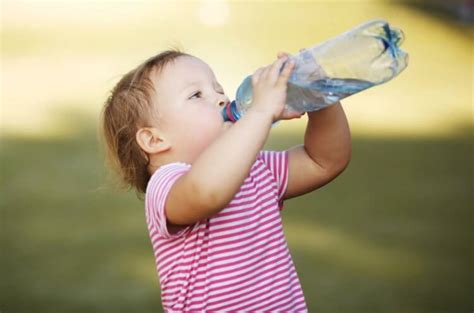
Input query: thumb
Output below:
<box><xmin>279</xmin><ymin>109</ymin><xmax>305</xmax><ymax>120</ymax></box>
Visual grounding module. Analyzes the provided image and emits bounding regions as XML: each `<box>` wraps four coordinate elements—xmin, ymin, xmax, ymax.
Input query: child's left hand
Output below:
<box><xmin>275</xmin><ymin>51</ymin><xmax>306</xmax><ymax>121</ymax></box>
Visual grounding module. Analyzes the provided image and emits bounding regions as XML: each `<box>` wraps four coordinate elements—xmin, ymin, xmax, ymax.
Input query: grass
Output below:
<box><xmin>1</xmin><ymin>115</ymin><xmax>472</xmax><ymax>312</ymax></box>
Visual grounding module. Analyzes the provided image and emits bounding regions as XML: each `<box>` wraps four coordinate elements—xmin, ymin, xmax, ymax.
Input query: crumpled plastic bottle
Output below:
<box><xmin>222</xmin><ymin>19</ymin><xmax>409</xmax><ymax>123</ymax></box>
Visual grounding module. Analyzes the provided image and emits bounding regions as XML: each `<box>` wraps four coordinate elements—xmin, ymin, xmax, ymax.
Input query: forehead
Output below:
<box><xmin>152</xmin><ymin>56</ymin><xmax>217</xmax><ymax>96</ymax></box>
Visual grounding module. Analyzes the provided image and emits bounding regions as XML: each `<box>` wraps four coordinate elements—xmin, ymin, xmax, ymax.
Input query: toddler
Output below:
<box><xmin>102</xmin><ymin>49</ymin><xmax>351</xmax><ymax>312</ymax></box>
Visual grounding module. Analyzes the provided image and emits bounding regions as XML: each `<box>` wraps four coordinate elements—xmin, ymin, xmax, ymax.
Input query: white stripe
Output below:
<box><xmin>159</xmin><ymin>240</ymin><xmax>285</xmax><ymax>279</ymax></box>
<box><xmin>209</xmin><ymin>217</ymin><xmax>281</xmax><ymax>253</ymax></box>
<box><xmin>209</xmin><ymin>234</ymin><xmax>285</xmax><ymax>267</ymax></box>
<box><xmin>231</xmin><ymin>180</ymin><xmax>274</xmax><ymax>205</ymax></box>
<box><xmin>208</xmin><ymin>274</ymin><xmax>297</xmax><ymax>311</ymax></box>
<box><xmin>209</xmin><ymin>202</ymin><xmax>278</xmax><ymax>231</ymax></box>
<box><xmin>210</xmin><ymin>214</ymin><xmax>281</xmax><ymax>243</ymax></box>
<box><xmin>155</xmin><ymin>241</ymin><xmax>183</xmax><ymax>264</ymax></box>
<box><xmin>212</xmin><ymin>192</ymin><xmax>275</xmax><ymax>222</ymax></box>
<box><xmin>233</xmin><ymin>176</ymin><xmax>273</xmax><ymax>198</ymax></box>
<box><xmin>208</xmin><ymin>254</ymin><xmax>291</xmax><ymax>295</ymax></box>
<box><xmin>242</xmin><ymin>280</ymin><xmax>305</xmax><ymax>312</ymax></box>
<box><xmin>180</xmin><ymin>268</ymin><xmax>293</xmax><ymax>306</ymax></box>
<box><xmin>209</xmin><ymin>213</ymin><xmax>281</xmax><ymax>243</ymax></box>
<box><xmin>164</xmin><ymin>276</ymin><xmax>207</xmax><ymax>290</ymax></box>
<box><xmin>160</xmin><ymin>258</ymin><xmax>208</xmax><ymax>279</ymax></box>
<box><xmin>210</xmin><ymin>214</ymin><xmax>281</xmax><ymax>247</ymax></box>
<box><xmin>209</xmin><ymin>247</ymin><xmax>289</xmax><ymax>281</ymax></box>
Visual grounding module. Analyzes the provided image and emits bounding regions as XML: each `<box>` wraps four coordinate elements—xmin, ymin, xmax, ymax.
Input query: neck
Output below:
<box><xmin>147</xmin><ymin>150</ymin><xmax>188</xmax><ymax>175</ymax></box>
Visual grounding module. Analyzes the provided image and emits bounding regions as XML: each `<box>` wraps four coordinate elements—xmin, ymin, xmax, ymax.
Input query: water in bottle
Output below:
<box><xmin>222</xmin><ymin>19</ymin><xmax>409</xmax><ymax>122</ymax></box>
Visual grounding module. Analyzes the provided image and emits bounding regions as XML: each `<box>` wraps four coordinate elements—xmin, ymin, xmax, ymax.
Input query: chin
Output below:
<box><xmin>223</xmin><ymin>121</ymin><xmax>233</xmax><ymax>130</ymax></box>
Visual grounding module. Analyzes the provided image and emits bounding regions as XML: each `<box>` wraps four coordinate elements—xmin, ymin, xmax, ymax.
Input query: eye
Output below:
<box><xmin>190</xmin><ymin>91</ymin><xmax>202</xmax><ymax>99</ymax></box>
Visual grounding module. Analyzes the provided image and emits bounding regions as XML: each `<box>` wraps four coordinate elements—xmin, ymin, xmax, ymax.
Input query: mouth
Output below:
<box><xmin>222</xmin><ymin>121</ymin><xmax>233</xmax><ymax>130</ymax></box>
<box><xmin>221</xmin><ymin>100</ymin><xmax>238</xmax><ymax>123</ymax></box>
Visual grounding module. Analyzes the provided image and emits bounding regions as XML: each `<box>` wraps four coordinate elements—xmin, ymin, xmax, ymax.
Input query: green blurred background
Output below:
<box><xmin>1</xmin><ymin>0</ymin><xmax>472</xmax><ymax>312</ymax></box>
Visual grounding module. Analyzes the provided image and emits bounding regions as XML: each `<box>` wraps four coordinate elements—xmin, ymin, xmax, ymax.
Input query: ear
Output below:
<box><xmin>135</xmin><ymin>127</ymin><xmax>171</xmax><ymax>154</ymax></box>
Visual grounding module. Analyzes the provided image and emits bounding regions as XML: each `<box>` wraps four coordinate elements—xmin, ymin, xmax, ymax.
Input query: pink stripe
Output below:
<box><xmin>159</xmin><ymin>236</ymin><xmax>209</xmax><ymax>273</ymax></box>
<box><xmin>214</xmin><ymin>279</ymin><xmax>303</xmax><ymax>311</ymax></box>
<box><xmin>163</xmin><ymin>276</ymin><xmax>207</xmax><ymax>290</ymax></box>
<box><xmin>233</xmin><ymin>172</ymin><xmax>274</xmax><ymax>195</ymax></box>
<box><xmin>208</xmin><ymin>214</ymin><xmax>281</xmax><ymax>242</ymax></box>
<box><xmin>188</xmin><ymin>266</ymin><xmax>287</xmax><ymax>302</ymax></box>
<box><xmin>210</xmin><ymin>198</ymin><xmax>277</xmax><ymax>226</ymax></box>
<box><xmin>208</xmin><ymin>231</ymin><xmax>285</xmax><ymax>264</ymax></box>
<box><xmin>261</xmin><ymin>297</ymin><xmax>302</xmax><ymax>312</ymax></box>
<box><xmin>153</xmin><ymin>235</ymin><xmax>183</xmax><ymax>256</ymax></box>
<box><xmin>212</xmin><ymin>201</ymin><xmax>263</xmax><ymax>218</ymax></box>
<box><xmin>208</xmin><ymin>238</ymin><xmax>286</xmax><ymax>274</ymax></box>
<box><xmin>161</xmin><ymin>276</ymin><xmax>208</xmax><ymax>298</ymax></box>
<box><xmin>230</xmin><ymin>178</ymin><xmax>274</xmax><ymax>201</ymax></box>
<box><xmin>206</xmin><ymin>269</ymin><xmax>295</xmax><ymax>310</ymax></box>
<box><xmin>211</xmin><ymin>201</ymin><xmax>277</xmax><ymax>230</ymax></box>
<box><xmin>151</xmin><ymin>168</ymin><xmax>177</xmax><ymax>231</ymax></box>
<box><xmin>156</xmin><ymin>171</ymin><xmax>186</xmax><ymax>236</ymax></box>
<box><xmin>208</xmin><ymin>222</ymin><xmax>284</xmax><ymax>255</ymax></box>
<box><xmin>208</xmin><ymin>253</ymin><xmax>290</xmax><ymax>288</ymax></box>
<box><xmin>279</xmin><ymin>151</ymin><xmax>289</xmax><ymax>199</ymax></box>
<box><xmin>168</xmin><ymin>235</ymin><xmax>286</xmax><ymax>279</ymax></box>
<box><xmin>204</xmin><ymin>216</ymin><xmax>280</xmax><ymax>239</ymax></box>
<box><xmin>247</xmin><ymin>281</ymin><xmax>307</xmax><ymax>311</ymax></box>
<box><xmin>210</xmin><ymin>215</ymin><xmax>282</xmax><ymax>249</ymax></box>
<box><xmin>146</xmin><ymin>163</ymin><xmax>190</xmax><ymax>238</ymax></box>
<box><xmin>164</xmin><ymin>223</ymin><xmax>284</xmax><ymax>274</ymax></box>
<box><xmin>236</xmin><ymin>179</ymin><xmax>266</xmax><ymax>192</ymax></box>
<box><xmin>243</xmin><ymin>285</ymin><xmax>304</xmax><ymax>312</ymax></box>
<box><xmin>221</xmin><ymin>189</ymin><xmax>275</xmax><ymax>212</ymax></box>
<box><xmin>271</xmin><ymin>150</ymin><xmax>278</xmax><ymax>177</ymax></box>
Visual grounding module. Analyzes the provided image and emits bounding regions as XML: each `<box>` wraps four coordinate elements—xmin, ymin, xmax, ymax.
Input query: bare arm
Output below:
<box><xmin>166</xmin><ymin>55</ymin><xmax>301</xmax><ymax>225</ymax></box>
<box><xmin>304</xmin><ymin>102</ymin><xmax>351</xmax><ymax>170</ymax></box>
<box><xmin>284</xmin><ymin>102</ymin><xmax>352</xmax><ymax>199</ymax></box>
<box><xmin>180</xmin><ymin>109</ymin><xmax>273</xmax><ymax>221</ymax></box>
<box><xmin>268</xmin><ymin>50</ymin><xmax>352</xmax><ymax>200</ymax></box>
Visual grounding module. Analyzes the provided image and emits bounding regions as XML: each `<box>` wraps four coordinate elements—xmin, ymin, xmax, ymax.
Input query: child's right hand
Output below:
<box><xmin>250</xmin><ymin>55</ymin><xmax>304</xmax><ymax>122</ymax></box>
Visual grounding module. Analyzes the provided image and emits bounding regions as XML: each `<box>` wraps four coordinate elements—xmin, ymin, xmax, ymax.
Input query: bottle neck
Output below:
<box><xmin>221</xmin><ymin>100</ymin><xmax>241</xmax><ymax>122</ymax></box>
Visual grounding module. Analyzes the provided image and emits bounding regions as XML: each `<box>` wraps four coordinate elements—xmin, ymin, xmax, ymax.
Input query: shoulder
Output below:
<box><xmin>145</xmin><ymin>162</ymin><xmax>194</xmax><ymax>239</ymax></box>
<box><xmin>145</xmin><ymin>162</ymin><xmax>192</xmax><ymax>206</ymax></box>
<box><xmin>147</xmin><ymin>162</ymin><xmax>191</xmax><ymax>190</ymax></box>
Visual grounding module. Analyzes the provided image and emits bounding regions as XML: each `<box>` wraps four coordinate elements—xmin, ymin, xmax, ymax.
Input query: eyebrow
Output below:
<box><xmin>180</xmin><ymin>81</ymin><xmax>223</xmax><ymax>94</ymax></box>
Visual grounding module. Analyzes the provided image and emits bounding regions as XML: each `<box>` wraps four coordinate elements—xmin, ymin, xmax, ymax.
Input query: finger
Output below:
<box><xmin>276</xmin><ymin>59</ymin><xmax>295</xmax><ymax>86</ymax></box>
<box><xmin>260</xmin><ymin>64</ymin><xmax>273</xmax><ymax>80</ymax></box>
<box><xmin>280</xmin><ymin>109</ymin><xmax>305</xmax><ymax>120</ymax></box>
<box><xmin>268</xmin><ymin>56</ymin><xmax>288</xmax><ymax>82</ymax></box>
<box><xmin>252</xmin><ymin>67</ymin><xmax>264</xmax><ymax>85</ymax></box>
<box><xmin>277</xmin><ymin>51</ymin><xmax>290</xmax><ymax>58</ymax></box>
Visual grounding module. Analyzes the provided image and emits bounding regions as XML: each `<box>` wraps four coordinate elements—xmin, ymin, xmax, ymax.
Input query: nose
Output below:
<box><xmin>218</xmin><ymin>96</ymin><xmax>230</xmax><ymax>108</ymax></box>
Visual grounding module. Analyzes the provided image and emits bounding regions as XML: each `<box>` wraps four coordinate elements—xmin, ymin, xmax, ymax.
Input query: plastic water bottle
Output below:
<box><xmin>222</xmin><ymin>19</ymin><xmax>409</xmax><ymax>122</ymax></box>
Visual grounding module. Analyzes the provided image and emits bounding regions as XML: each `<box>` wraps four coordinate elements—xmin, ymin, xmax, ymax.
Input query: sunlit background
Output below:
<box><xmin>1</xmin><ymin>0</ymin><xmax>472</xmax><ymax>312</ymax></box>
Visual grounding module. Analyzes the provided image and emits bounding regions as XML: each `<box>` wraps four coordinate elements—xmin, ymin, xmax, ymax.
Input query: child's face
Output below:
<box><xmin>151</xmin><ymin>56</ymin><xmax>232</xmax><ymax>163</ymax></box>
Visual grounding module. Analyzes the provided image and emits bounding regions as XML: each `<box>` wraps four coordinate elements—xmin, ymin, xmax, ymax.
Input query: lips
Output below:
<box><xmin>222</xmin><ymin>121</ymin><xmax>233</xmax><ymax>131</ymax></box>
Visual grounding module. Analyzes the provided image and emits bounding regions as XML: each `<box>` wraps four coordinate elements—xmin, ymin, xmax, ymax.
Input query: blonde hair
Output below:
<box><xmin>101</xmin><ymin>49</ymin><xmax>191</xmax><ymax>196</ymax></box>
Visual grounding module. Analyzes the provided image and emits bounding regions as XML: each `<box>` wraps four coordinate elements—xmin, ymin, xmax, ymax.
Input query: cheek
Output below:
<box><xmin>169</xmin><ymin>108</ymin><xmax>219</xmax><ymax>141</ymax></box>
<box><xmin>198</xmin><ymin>117</ymin><xmax>222</xmax><ymax>138</ymax></box>
<box><xmin>193</xmin><ymin>108</ymin><xmax>223</xmax><ymax>138</ymax></box>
